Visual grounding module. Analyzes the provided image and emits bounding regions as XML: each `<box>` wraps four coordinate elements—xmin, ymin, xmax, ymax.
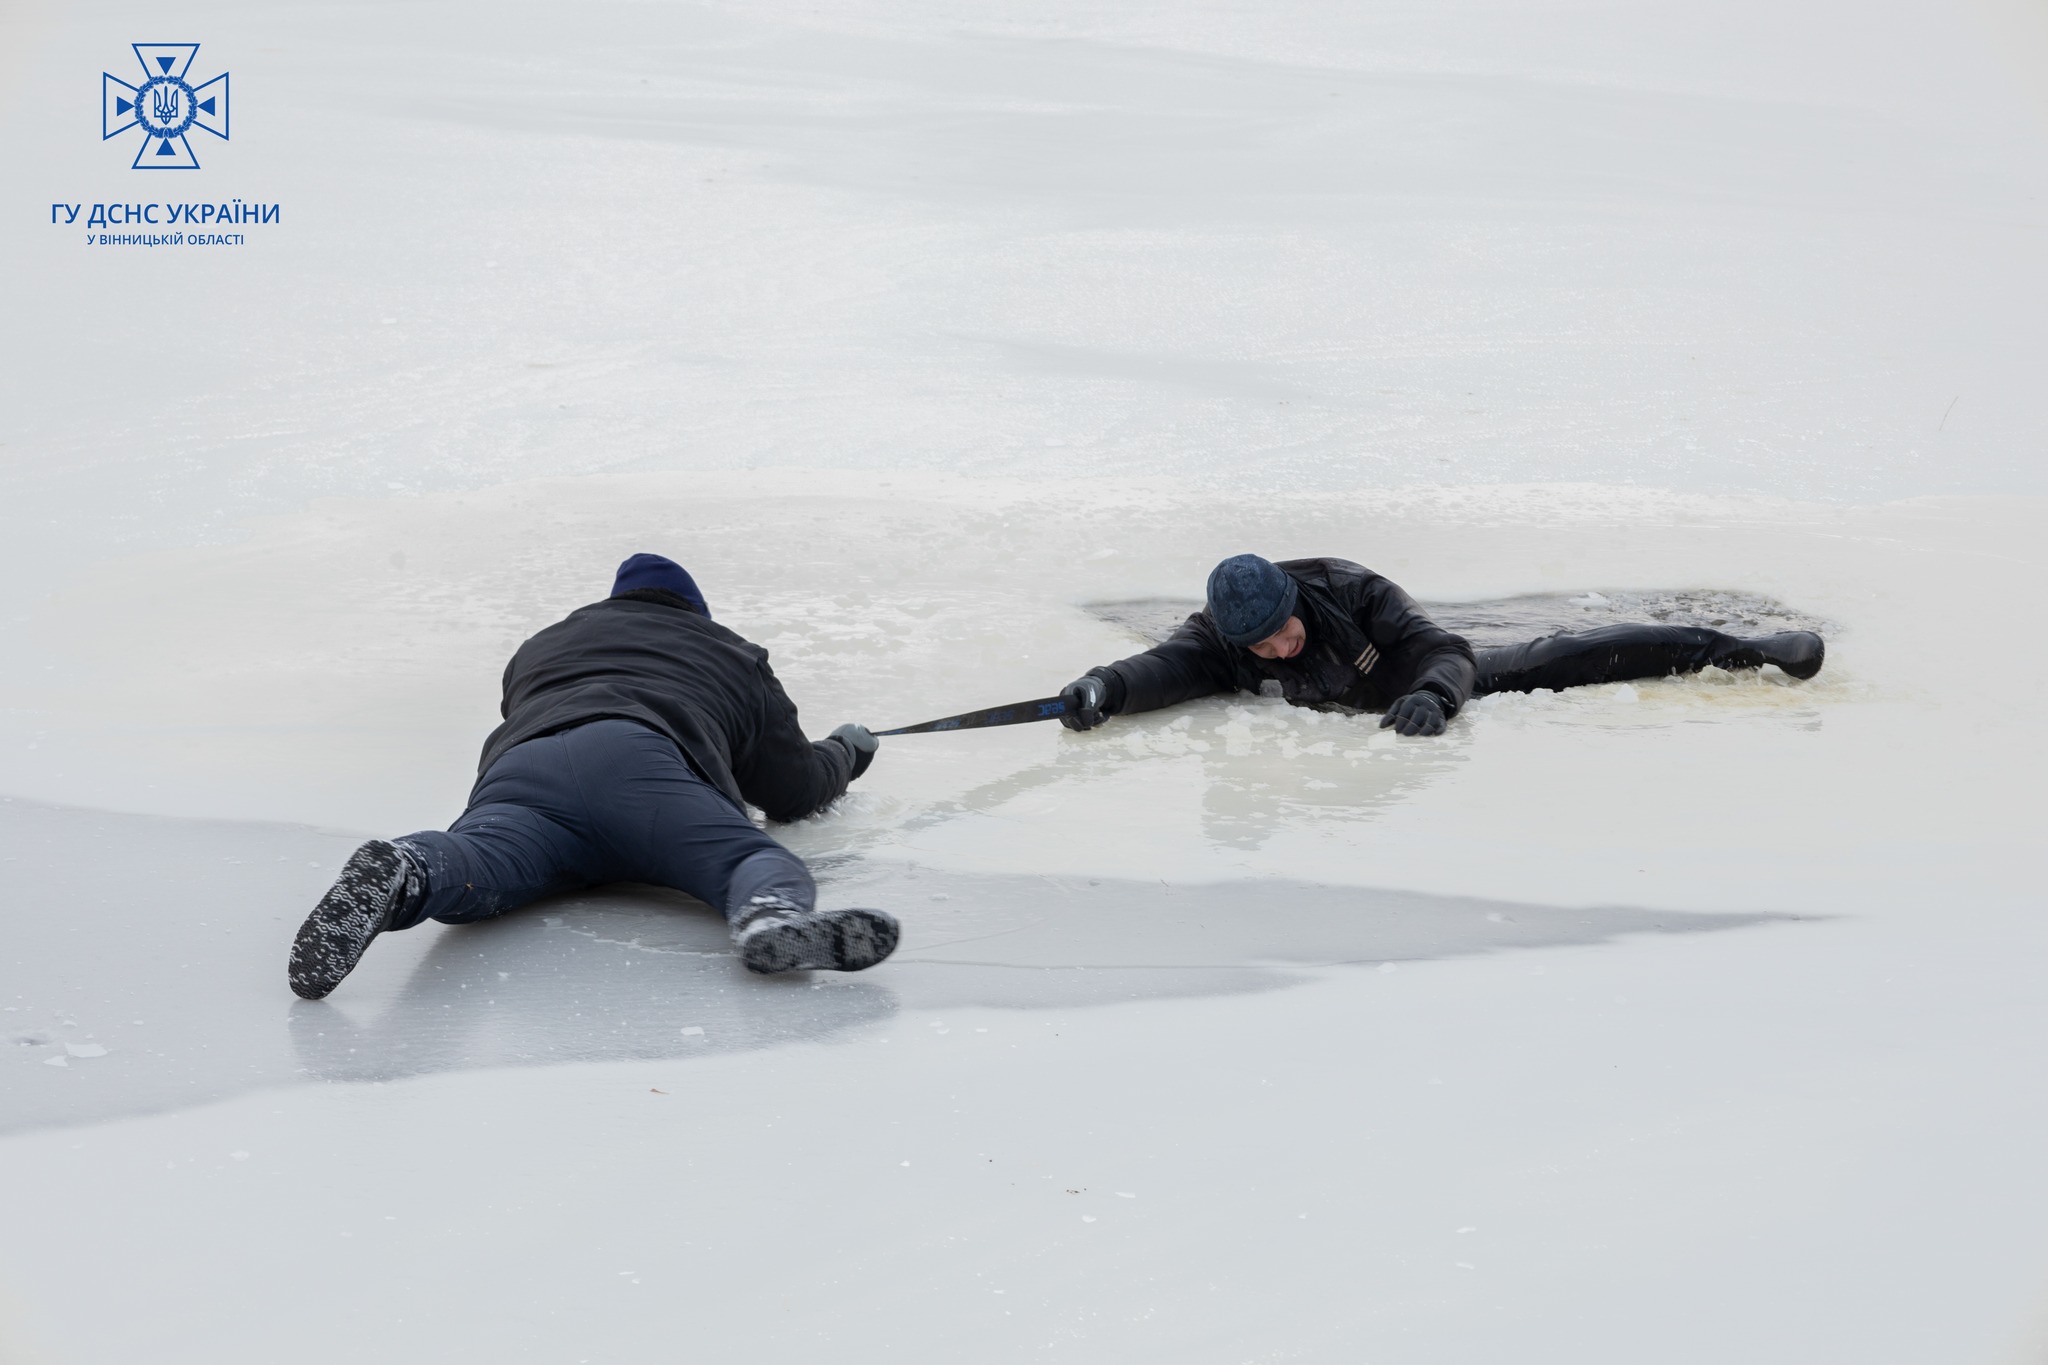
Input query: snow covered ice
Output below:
<box><xmin>4</xmin><ymin>0</ymin><xmax>2048</xmax><ymax>1362</ymax></box>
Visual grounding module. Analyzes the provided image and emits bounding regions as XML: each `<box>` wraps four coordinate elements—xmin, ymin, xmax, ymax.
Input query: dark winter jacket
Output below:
<box><xmin>1092</xmin><ymin>558</ymin><xmax>1477</xmax><ymax>719</ymax></box>
<box><xmin>475</xmin><ymin>594</ymin><xmax>856</xmax><ymax>823</ymax></box>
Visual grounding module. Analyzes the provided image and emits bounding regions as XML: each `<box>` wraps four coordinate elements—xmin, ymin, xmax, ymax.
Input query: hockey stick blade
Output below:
<box><xmin>874</xmin><ymin>696</ymin><xmax>1070</xmax><ymax>736</ymax></box>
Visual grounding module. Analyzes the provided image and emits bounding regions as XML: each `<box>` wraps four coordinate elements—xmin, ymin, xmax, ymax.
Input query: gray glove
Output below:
<box><xmin>1379</xmin><ymin>691</ymin><xmax>1447</xmax><ymax>737</ymax></box>
<box><xmin>1059</xmin><ymin>675</ymin><xmax>1110</xmax><ymax>732</ymax></box>
<box><xmin>829</xmin><ymin>722</ymin><xmax>878</xmax><ymax>779</ymax></box>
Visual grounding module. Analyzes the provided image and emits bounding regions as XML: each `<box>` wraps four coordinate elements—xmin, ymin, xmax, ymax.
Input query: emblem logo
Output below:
<box><xmin>103</xmin><ymin>44</ymin><xmax>230</xmax><ymax>170</ymax></box>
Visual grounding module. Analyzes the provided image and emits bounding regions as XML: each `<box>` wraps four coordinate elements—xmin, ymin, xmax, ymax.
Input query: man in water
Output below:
<box><xmin>1057</xmin><ymin>554</ymin><xmax>1823</xmax><ymax>736</ymax></box>
<box><xmin>287</xmin><ymin>553</ymin><xmax>893</xmax><ymax>1000</ymax></box>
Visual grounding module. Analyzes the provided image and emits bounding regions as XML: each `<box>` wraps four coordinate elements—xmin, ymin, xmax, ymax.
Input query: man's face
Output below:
<box><xmin>1247</xmin><ymin>615</ymin><xmax>1306</xmax><ymax>660</ymax></box>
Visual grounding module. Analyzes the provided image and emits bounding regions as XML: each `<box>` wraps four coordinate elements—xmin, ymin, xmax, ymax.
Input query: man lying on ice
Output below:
<box><xmin>287</xmin><ymin>553</ymin><xmax>893</xmax><ymax>1000</ymax></box>
<box><xmin>1055</xmin><ymin>553</ymin><xmax>1824</xmax><ymax>737</ymax></box>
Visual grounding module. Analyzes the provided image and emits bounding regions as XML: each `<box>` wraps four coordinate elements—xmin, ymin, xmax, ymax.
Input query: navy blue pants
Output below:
<box><xmin>389</xmin><ymin>719</ymin><xmax>811</xmax><ymax>931</ymax></box>
<box><xmin>1473</xmin><ymin>624</ymin><xmax>1753</xmax><ymax>695</ymax></box>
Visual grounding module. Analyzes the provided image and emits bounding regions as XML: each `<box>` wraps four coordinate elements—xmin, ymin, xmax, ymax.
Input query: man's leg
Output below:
<box><xmin>1474</xmin><ymin>623</ymin><xmax>1824</xmax><ymax>695</ymax></box>
<box><xmin>288</xmin><ymin>728</ymin><xmax>604</xmax><ymax>999</ymax></box>
<box><xmin>567</xmin><ymin>721</ymin><xmax>898</xmax><ymax>974</ymax></box>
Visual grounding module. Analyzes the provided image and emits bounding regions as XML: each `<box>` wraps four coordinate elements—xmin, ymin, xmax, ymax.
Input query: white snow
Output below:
<box><xmin>4</xmin><ymin>0</ymin><xmax>2048</xmax><ymax>1361</ymax></box>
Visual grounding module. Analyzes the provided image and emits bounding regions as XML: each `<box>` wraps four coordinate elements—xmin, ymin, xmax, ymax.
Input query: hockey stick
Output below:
<box><xmin>874</xmin><ymin>695</ymin><xmax>1070</xmax><ymax>736</ymax></box>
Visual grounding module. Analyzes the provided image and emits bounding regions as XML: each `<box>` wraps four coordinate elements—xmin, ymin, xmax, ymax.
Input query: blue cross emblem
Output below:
<box><xmin>103</xmin><ymin>44</ymin><xmax>229</xmax><ymax>170</ymax></box>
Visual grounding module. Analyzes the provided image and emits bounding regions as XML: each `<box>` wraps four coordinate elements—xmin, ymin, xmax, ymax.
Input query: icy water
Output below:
<box><xmin>4</xmin><ymin>0</ymin><xmax>2048</xmax><ymax>1362</ymax></box>
<box><xmin>1090</xmin><ymin>587</ymin><xmax>1831</xmax><ymax>649</ymax></box>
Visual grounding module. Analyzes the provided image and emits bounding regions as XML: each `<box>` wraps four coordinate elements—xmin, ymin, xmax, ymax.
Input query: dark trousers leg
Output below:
<box><xmin>571</xmin><ymin>723</ymin><xmax>815</xmax><ymax>921</ymax></box>
<box><xmin>1474</xmin><ymin>624</ymin><xmax>1751</xmax><ymax>696</ymax></box>
<box><xmin>389</xmin><ymin>719</ymin><xmax>810</xmax><ymax>930</ymax></box>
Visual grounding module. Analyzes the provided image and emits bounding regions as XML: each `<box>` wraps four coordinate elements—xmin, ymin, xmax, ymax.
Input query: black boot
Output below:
<box><xmin>729</xmin><ymin>894</ymin><xmax>900</xmax><ymax>975</ymax></box>
<box><xmin>1711</xmin><ymin>631</ymin><xmax>1825</xmax><ymax>681</ymax></box>
<box><xmin>288</xmin><ymin>840</ymin><xmax>423</xmax><ymax>1000</ymax></box>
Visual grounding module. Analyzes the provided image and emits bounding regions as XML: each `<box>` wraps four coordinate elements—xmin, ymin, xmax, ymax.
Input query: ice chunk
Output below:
<box><xmin>681</xmin><ymin>1026</ymin><xmax>704</xmax><ymax>1036</ymax></box>
<box><xmin>65</xmin><ymin>1043</ymin><xmax>108</xmax><ymax>1058</ymax></box>
<box><xmin>43</xmin><ymin>1055</ymin><xmax>67</xmax><ymax>1067</ymax></box>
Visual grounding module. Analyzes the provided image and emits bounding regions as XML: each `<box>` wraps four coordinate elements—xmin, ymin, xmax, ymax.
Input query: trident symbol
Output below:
<box><xmin>150</xmin><ymin>84</ymin><xmax>180</xmax><ymax>126</ymax></box>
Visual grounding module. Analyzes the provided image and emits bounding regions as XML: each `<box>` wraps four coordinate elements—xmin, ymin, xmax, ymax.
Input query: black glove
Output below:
<box><xmin>1059</xmin><ymin>674</ymin><xmax>1111</xmax><ymax>732</ymax></box>
<box><xmin>1379</xmin><ymin>691</ymin><xmax>1447</xmax><ymax>737</ymax></box>
<box><xmin>829</xmin><ymin>723</ymin><xmax>878</xmax><ymax>779</ymax></box>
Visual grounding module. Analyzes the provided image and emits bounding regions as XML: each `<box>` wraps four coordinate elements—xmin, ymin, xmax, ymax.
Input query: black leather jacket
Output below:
<box><xmin>1093</xmin><ymin>558</ymin><xmax>1476</xmax><ymax>718</ymax></box>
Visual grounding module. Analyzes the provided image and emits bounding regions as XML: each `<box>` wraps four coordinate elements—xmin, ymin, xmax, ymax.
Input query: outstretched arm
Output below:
<box><xmin>737</xmin><ymin>662</ymin><xmax>860</xmax><ymax>823</ymax></box>
<box><xmin>1061</xmin><ymin>614</ymin><xmax>1236</xmax><ymax>730</ymax></box>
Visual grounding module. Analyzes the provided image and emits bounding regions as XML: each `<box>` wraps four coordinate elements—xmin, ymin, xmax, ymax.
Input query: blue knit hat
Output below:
<box><xmin>1206</xmin><ymin>554</ymin><xmax>1297</xmax><ymax>647</ymax></box>
<box><xmin>611</xmin><ymin>553</ymin><xmax>709</xmax><ymax>618</ymax></box>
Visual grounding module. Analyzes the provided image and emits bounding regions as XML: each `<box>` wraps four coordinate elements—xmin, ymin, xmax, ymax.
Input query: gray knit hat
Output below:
<box><xmin>1206</xmin><ymin>554</ymin><xmax>1298</xmax><ymax>647</ymax></box>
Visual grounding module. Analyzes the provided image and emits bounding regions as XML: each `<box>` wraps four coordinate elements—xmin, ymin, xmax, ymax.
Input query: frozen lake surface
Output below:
<box><xmin>3</xmin><ymin>0</ymin><xmax>2047</xmax><ymax>1361</ymax></box>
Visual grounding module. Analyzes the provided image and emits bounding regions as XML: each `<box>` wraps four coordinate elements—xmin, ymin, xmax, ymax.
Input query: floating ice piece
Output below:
<box><xmin>1570</xmin><ymin>592</ymin><xmax>1611</xmax><ymax>607</ymax></box>
<box><xmin>1081</xmin><ymin>1215</ymin><xmax>1096</xmax><ymax>1223</ymax></box>
<box><xmin>231</xmin><ymin>1150</ymin><xmax>250</xmax><ymax>1161</ymax></box>
<box><xmin>1116</xmin><ymin>1192</ymin><xmax>1136</xmax><ymax>1199</ymax></box>
<box><xmin>43</xmin><ymin>1055</ymin><xmax>67</xmax><ymax>1067</ymax></box>
<box><xmin>681</xmin><ymin>1026</ymin><xmax>704</xmax><ymax>1037</ymax></box>
<box><xmin>65</xmin><ymin>1043</ymin><xmax>108</xmax><ymax>1058</ymax></box>
<box><xmin>1456</xmin><ymin>1262</ymin><xmax>1476</xmax><ymax>1270</ymax></box>
<box><xmin>900</xmin><ymin>1161</ymin><xmax>911</xmax><ymax>1167</ymax></box>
